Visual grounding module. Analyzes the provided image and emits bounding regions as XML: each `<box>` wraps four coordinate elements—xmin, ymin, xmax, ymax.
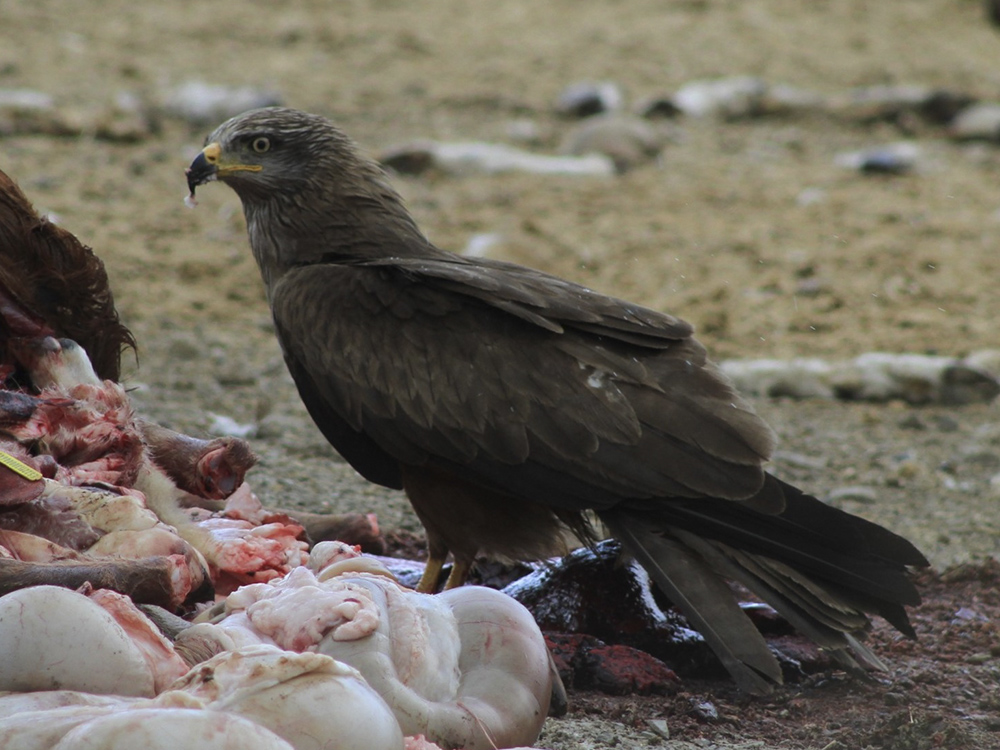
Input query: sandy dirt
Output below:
<box><xmin>4</xmin><ymin>1</ymin><xmax>1000</xmax><ymax>747</ymax></box>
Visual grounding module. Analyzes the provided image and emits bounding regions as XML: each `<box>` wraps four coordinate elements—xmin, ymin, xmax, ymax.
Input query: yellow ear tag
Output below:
<box><xmin>0</xmin><ymin>450</ymin><xmax>43</xmax><ymax>481</ymax></box>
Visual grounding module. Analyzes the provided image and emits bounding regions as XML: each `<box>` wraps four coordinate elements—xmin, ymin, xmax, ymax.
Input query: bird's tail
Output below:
<box><xmin>600</xmin><ymin>474</ymin><xmax>927</xmax><ymax>694</ymax></box>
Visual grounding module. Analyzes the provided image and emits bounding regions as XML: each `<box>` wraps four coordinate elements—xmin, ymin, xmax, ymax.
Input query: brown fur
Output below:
<box><xmin>0</xmin><ymin>169</ymin><xmax>135</xmax><ymax>383</ymax></box>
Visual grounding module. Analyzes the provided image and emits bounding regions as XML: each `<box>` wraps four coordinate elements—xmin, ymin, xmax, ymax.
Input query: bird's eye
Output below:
<box><xmin>251</xmin><ymin>137</ymin><xmax>271</xmax><ymax>154</ymax></box>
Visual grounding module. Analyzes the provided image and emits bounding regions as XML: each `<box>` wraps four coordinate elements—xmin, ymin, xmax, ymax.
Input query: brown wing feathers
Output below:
<box><xmin>189</xmin><ymin>108</ymin><xmax>928</xmax><ymax>693</ymax></box>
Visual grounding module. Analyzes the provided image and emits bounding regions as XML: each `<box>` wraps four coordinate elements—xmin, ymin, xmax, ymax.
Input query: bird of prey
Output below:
<box><xmin>186</xmin><ymin>107</ymin><xmax>927</xmax><ymax>694</ymax></box>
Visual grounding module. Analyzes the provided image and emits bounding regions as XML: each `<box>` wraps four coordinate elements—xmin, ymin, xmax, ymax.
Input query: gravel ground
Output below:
<box><xmin>4</xmin><ymin>1</ymin><xmax>1000</xmax><ymax>746</ymax></box>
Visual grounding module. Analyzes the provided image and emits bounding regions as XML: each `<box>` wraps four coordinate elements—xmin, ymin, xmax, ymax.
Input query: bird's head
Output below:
<box><xmin>186</xmin><ymin>107</ymin><xmax>430</xmax><ymax>269</ymax></box>
<box><xmin>186</xmin><ymin>107</ymin><xmax>367</xmax><ymax>205</ymax></box>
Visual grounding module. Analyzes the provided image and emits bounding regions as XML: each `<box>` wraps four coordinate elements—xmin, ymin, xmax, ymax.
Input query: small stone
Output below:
<box><xmin>773</xmin><ymin>450</ymin><xmax>826</xmax><ymax>470</ymax></box>
<box><xmin>161</xmin><ymin>81</ymin><xmax>283</xmax><ymax>126</ymax></box>
<box><xmin>964</xmin><ymin>349</ymin><xmax>1000</xmax><ymax>381</ymax></box>
<box><xmin>646</xmin><ymin>719</ymin><xmax>669</xmax><ymax>740</ymax></box>
<box><xmin>940</xmin><ymin>364</ymin><xmax>1000</xmax><ymax>405</ymax></box>
<box><xmin>207</xmin><ymin>413</ymin><xmax>257</xmax><ymax>439</ymax></box>
<box><xmin>689</xmin><ymin>700</ymin><xmax>719</xmax><ymax>722</ymax></box>
<box><xmin>560</xmin><ymin>114</ymin><xmax>667</xmax><ymax>172</ymax></box>
<box><xmin>884</xmin><ymin>691</ymin><xmax>906</xmax><ymax>706</ymax></box>
<box><xmin>462</xmin><ymin>233</ymin><xmax>504</xmax><ymax>258</ymax></box>
<box><xmin>634</xmin><ymin>96</ymin><xmax>682</xmax><ymax>119</ymax></box>
<box><xmin>952</xmin><ymin>607</ymin><xmax>989</xmax><ymax>624</ymax></box>
<box><xmin>673</xmin><ymin>76</ymin><xmax>769</xmax><ymax>118</ymax></box>
<box><xmin>827</xmin><ymin>485</ymin><xmax>879</xmax><ymax>504</ymax></box>
<box><xmin>834</xmin><ymin>142</ymin><xmax>920</xmax><ymax>175</ymax></box>
<box><xmin>554</xmin><ymin>81</ymin><xmax>624</xmax><ymax>118</ymax></box>
<box><xmin>380</xmin><ymin>140</ymin><xmax>616</xmax><ymax>177</ymax></box>
<box><xmin>948</xmin><ymin>102</ymin><xmax>1000</xmax><ymax>141</ymax></box>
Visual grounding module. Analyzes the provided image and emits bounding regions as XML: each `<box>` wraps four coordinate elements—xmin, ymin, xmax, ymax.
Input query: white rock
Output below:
<box><xmin>554</xmin><ymin>81</ymin><xmax>624</xmax><ymax>117</ymax></box>
<box><xmin>381</xmin><ymin>140</ymin><xmax>615</xmax><ymax>177</ymax></box>
<box><xmin>560</xmin><ymin>113</ymin><xmax>667</xmax><ymax>171</ymax></box>
<box><xmin>949</xmin><ymin>102</ymin><xmax>1000</xmax><ymax>141</ymax></box>
<box><xmin>721</xmin><ymin>351</ymin><xmax>1000</xmax><ymax>405</ymax></box>
<box><xmin>162</xmin><ymin>81</ymin><xmax>282</xmax><ymax>125</ymax></box>
<box><xmin>0</xmin><ymin>89</ymin><xmax>55</xmax><ymax>110</ymax></box>
<box><xmin>209</xmin><ymin>412</ymin><xmax>258</xmax><ymax>438</ymax></box>
<box><xmin>834</xmin><ymin>142</ymin><xmax>921</xmax><ymax>174</ymax></box>
<box><xmin>672</xmin><ymin>76</ymin><xmax>769</xmax><ymax>117</ymax></box>
<box><xmin>462</xmin><ymin>233</ymin><xmax>504</xmax><ymax>258</ymax></box>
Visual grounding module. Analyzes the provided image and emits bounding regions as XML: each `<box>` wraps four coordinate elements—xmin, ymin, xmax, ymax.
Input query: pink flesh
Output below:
<box><xmin>88</xmin><ymin>588</ymin><xmax>191</xmax><ymax>692</ymax></box>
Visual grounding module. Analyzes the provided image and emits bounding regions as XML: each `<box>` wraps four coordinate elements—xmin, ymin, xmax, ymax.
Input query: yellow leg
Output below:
<box><xmin>417</xmin><ymin>554</ymin><xmax>445</xmax><ymax>593</ymax></box>
<box><xmin>442</xmin><ymin>558</ymin><xmax>471</xmax><ymax>590</ymax></box>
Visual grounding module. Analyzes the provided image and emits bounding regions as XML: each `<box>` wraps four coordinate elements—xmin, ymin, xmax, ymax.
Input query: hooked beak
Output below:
<box><xmin>185</xmin><ymin>141</ymin><xmax>264</xmax><ymax>201</ymax></box>
<box><xmin>185</xmin><ymin>142</ymin><xmax>222</xmax><ymax>199</ymax></box>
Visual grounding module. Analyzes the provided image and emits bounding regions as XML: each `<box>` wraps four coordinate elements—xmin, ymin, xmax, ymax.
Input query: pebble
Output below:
<box><xmin>633</xmin><ymin>95</ymin><xmax>682</xmax><ymax>119</ymax></box>
<box><xmin>379</xmin><ymin>140</ymin><xmax>616</xmax><ymax>177</ymax></box>
<box><xmin>555</xmin><ymin>81</ymin><xmax>624</xmax><ymax>118</ymax></box>
<box><xmin>207</xmin><ymin>412</ymin><xmax>257</xmax><ymax>439</ymax></box>
<box><xmin>461</xmin><ymin>232</ymin><xmax>504</xmax><ymax>258</ymax></box>
<box><xmin>559</xmin><ymin>113</ymin><xmax>668</xmax><ymax>172</ymax></box>
<box><xmin>646</xmin><ymin>719</ymin><xmax>670</xmax><ymax>740</ymax></box>
<box><xmin>828</xmin><ymin>84</ymin><xmax>964</xmax><ymax>123</ymax></box>
<box><xmin>721</xmin><ymin>351</ymin><xmax>1000</xmax><ymax>404</ymax></box>
<box><xmin>963</xmin><ymin>349</ymin><xmax>1000</xmax><ymax>380</ymax></box>
<box><xmin>826</xmin><ymin>485</ymin><xmax>879</xmax><ymax>504</ymax></box>
<box><xmin>772</xmin><ymin>450</ymin><xmax>826</xmax><ymax>470</ymax></box>
<box><xmin>947</xmin><ymin>102</ymin><xmax>1000</xmax><ymax>141</ymax></box>
<box><xmin>670</xmin><ymin>77</ymin><xmax>821</xmax><ymax>119</ymax></box>
<box><xmin>161</xmin><ymin>81</ymin><xmax>283</xmax><ymax>125</ymax></box>
<box><xmin>689</xmin><ymin>700</ymin><xmax>719</xmax><ymax>723</ymax></box>
<box><xmin>0</xmin><ymin>88</ymin><xmax>54</xmax><ymax>110</ymax></box>
<box><xmin>952</xmin><ymin>606</ymin><xmax>989</xmax><ymax>623</ymax></box>
<box><xmin>834</xmin><ymin>142</ymin><xmax>921</xmax><ymax>175</ymax></box>
<box><xmin>672</xmin><ymin>76</ymin><xmax>769</xmax><ymax>118</ymax></box>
